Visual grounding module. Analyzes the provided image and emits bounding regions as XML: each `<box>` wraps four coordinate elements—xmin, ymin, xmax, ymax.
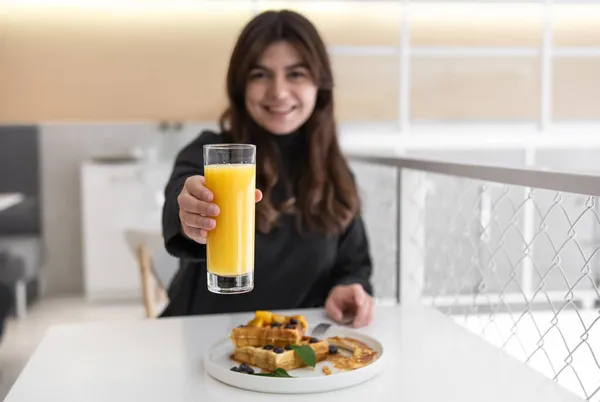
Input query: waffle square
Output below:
<box><xmin>232</xmin><ymin>337</ymin><xmax>329</xmax><ymax>372</ymax></box>
<box><xmin>230</xmin><ymin>311</ymin><xmax>308</xmax><ymax>348</ymax></box>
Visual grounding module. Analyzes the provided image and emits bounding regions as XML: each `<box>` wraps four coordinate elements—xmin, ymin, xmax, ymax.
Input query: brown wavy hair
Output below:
<box><xmin>219</xmin><ymin>9</ymin><xmax>359</xmax><ymax>235</ymax></box>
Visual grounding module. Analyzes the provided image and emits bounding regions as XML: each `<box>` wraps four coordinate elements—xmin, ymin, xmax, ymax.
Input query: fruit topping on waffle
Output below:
<box><xmin>230</xmin><ymin>311</ymin><xmax>308</xmax><ymax>348</ymax></box>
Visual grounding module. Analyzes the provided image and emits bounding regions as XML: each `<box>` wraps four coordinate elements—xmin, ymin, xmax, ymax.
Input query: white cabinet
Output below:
<box><xmin>80</xmin><ymin>161</ymin><xmax>170</xmax><ymax>302</ymax></box>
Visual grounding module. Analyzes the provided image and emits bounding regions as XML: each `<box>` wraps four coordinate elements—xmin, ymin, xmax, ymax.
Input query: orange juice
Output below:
<box><xmin>204</xmin><ymin>164</ymin><xmax>256</xmax><ymax>277</ymax></box>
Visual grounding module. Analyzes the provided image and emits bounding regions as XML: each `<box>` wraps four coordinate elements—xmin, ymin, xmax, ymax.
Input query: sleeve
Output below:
<box><xmin>330</xmin><ymin>214</ymin><xmax>374</xmax><ymax>296</ymax></box>
<box><xmin>162</xmin><ymin>130</ymin><xmax>220</xmax><ymax>261</ymax></box>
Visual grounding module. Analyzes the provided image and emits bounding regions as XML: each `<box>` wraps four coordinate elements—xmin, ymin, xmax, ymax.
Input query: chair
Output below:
<box><xmin>0</xmin><ymin>281</ymin><xmax>12</xmax><ymax>342</ymax></box>
<box><xmin>0</xmin><ymin>251</ymin><xmax>24</xmax><ymax>321</ymax></box>
<box><xmin>137</xmin><ymin>245</ymin><xmax>180</xmax><ymax>318</ymax></box>
<box><xmin>125</xmin><ymin>228</ymin><xmax>178</xmax><ymax>318</ymax></box>
<box><xmin>0</xmin><ymin>126</ymin><xmax>43</xmax><ymax>319</ymax></box>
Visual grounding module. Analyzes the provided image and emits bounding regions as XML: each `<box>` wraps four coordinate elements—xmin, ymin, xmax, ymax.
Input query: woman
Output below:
<box><xmin>161</xmin><ymin>10</ymin><xmax>374</xmax><ymax>328</ymax></box>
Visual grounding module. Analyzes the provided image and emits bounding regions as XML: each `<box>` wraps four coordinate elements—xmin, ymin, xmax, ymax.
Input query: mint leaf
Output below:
<box><xmin>290</xmin><ymin>344</ymin><xmax>317</xmax><ymax>368</ymax></box>
<box><xmin>251</xmin><ymin>368</ymin><xmax>293</xmax><ymax>378</ymax></box>
<box><xmin>272</xmin><ymin>368</ymin><xmax>293</xmax><ymax>377</ymax></box>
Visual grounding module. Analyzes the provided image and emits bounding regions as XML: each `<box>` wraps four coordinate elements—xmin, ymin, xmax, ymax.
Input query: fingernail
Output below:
<box><xmin>208</xmin><ymin>204</ymin><xmax>219</xmax><ymax>216</ymax></box>
<box><xmin>203</xmin><ymin>190</ymin><xmax>213</xmax><ymax>201</ymax></box>
<box><xmin>341</xmin><ymin>315</ymin><xmax>354</xmax><ymax>325</ymax></box>
<box><xmin>206</xmin><ymin>219</ymin><xmax>216</xmax><ymax>228</ymax></box>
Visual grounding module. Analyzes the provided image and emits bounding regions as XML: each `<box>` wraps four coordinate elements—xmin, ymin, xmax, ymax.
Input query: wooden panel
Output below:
<box><xmin>554</xmin><ymin>5</ymin><xmax>600</xmax><ymax>47</ymax></box>
<box><xmin>411</xmin><ymin>3</ymin><xmax>542</xmax><ymax>47</ymax></box>
<box><xmin>260</xmin><ymin>1</ymin><xmax>401</xmax><ymax>47</ymax></box>
<box><xmin>553</xmin><ymin>58</ymin><xmax>600</xmax><ymax>120</ymax></box>
<box><xmin>13</xmin><ymin>2</ymin><xmax>598</xmax><ymax>123</ymax></box>
<box><xmin>0</xmin><ymin>3</ymin><xmax>252</xmax><ymax>123</ymax></box>
<box><xmin>332</xmin><ymin>54</ymin><xmax>399</xmax><ymax>122</ymax></box>
<box><xmin>411</xmin><ymin>57</ymin><xmax>540</xmax><ymax>121</ymax></box>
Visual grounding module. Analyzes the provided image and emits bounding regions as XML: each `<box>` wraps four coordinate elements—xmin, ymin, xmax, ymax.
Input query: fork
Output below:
<box><xmin>311</xmin><ymin>314</ymin><xmax>354</xmax><ymax>338</ymax></box>
<box><xmin>311</xmin><ymin>323</ymin><xmax>331</xmax><ymax>338</ymax></box>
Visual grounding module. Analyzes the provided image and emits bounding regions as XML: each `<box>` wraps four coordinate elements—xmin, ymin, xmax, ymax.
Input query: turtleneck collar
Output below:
<box><xmin>269</xmin><ymin>130</ymin><xmax>302</xmax><ymax>150</ymax></box>
<box><xmin>243</xmin><ymin>117</ymin><xmax>303</xmax><ymax>146</ymax></box>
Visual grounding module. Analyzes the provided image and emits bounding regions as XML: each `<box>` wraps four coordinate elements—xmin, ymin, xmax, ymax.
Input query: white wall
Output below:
<box><xmin>39</xmin><ymin>123</ymin><xmax>204</xmax><ymax>296</ymax></box>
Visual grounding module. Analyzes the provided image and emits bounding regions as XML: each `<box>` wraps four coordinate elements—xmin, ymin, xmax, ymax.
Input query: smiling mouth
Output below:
<box><xmin>264</xmin><ymin>106</ymin><xmax>296</xmax><ymax>116</ymax></box>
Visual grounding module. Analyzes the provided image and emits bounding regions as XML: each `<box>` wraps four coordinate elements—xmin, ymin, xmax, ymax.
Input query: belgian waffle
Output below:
<box><xmin>232</xmin><ymin>336</ymin><xmax>329</xmax><ymax>372</ymax></box>
<box><xmin>230</xmin><ymin>311</ymin><xmax>308</xmax><ymax>348</ymax></box>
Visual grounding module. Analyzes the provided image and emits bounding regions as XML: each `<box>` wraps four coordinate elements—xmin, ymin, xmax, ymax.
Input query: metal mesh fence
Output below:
<box><xmin>404</xmin><ymin>169</ymin><xmax>600</xmax><ymax>401</ymax></box>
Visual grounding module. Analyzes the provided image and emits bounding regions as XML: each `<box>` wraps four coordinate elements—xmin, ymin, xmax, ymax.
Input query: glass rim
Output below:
<box><xmin>204</xmin><ymin>143</ymin><xmax>256</xmax><ymax>150</ymax></box>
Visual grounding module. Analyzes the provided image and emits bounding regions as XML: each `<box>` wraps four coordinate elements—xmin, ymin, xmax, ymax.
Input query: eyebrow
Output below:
<box><xmin>251</xmin><ymin>62</ymin><xmax>309</xmax><ymax>71</ymax></box>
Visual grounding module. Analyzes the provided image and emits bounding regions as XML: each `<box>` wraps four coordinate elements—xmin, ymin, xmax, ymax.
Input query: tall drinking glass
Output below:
<box><xmin>203</xmin><ymin>144</ymin><xmax>256</xmax><ymax>294</ymax></box>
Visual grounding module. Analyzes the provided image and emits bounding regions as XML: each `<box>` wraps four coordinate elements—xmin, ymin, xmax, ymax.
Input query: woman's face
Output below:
<box><xmin>245</xmin><ymin>41</ymin><xmax>318</xmax><ymax>135</ymax></box>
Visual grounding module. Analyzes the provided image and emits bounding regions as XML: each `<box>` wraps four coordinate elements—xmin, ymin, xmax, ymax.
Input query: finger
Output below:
<box><xmin>178</xmin><ymin>192</ymin><xmax>220</xmax><ymax>216</ymax></box>
<box><xmin>180</xmin><ymin>210</ymin><xmax>216</xmax><ymax>230</ymax></box>
<box><xmin>350</xmin><ymin>286</ymin><xmax>368</xmax><ymax>328</ymax></box>
<box><xmin>353</xmin><ymin>296</ymin><xmax>372</xmax><ymax>328</ymax></box>
<box><xmin>353</xmin><ymin>284</ymin><xmax>366</xmax><ymax>307</ymax></box>
<box><xmin>185</xmin><ymin>176</ymin><xmax>213</xmax><ymax>201</ymax></box>
<box><xmin>325</xmin><ymin>296</ymin><xmax>344</xmax><ymax>322</ymax></box>
<box><xmin>255</xmin><ymin>189</ymin><xmax>263</xmax><ymax>203</ymax></box>
<box><xmin>182</xmin><ymin>225</ymin><xmax>208</xmax><ymax>244</ymax></box>
<box><xmin>366</xmin><ymin>298</ymin><xmax>375</xmax><ymax>325</ymax></box>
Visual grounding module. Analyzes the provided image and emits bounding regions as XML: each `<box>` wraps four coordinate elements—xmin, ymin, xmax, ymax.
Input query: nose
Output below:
<box><xmin>267</xmin><ymin>74</ymin><xmax>289</xmax><ymax>100</ymax></box>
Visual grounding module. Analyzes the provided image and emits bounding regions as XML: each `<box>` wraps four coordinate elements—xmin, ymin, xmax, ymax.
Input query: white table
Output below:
<box><xmin>0</xmin><ymin>193</ymin><xmax>23</xmax><ymax>212</ymax></box>
<box><xmin>4</xmin><ymin>305</ymin><xmax>583</xmax><ymax>402</ymax></box>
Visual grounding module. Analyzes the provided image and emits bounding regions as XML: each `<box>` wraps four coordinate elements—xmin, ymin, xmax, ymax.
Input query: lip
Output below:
<box><xmin>263</xmin><ymin>105</ymin><xmax>296</xmax><ymax>115</ymax></box>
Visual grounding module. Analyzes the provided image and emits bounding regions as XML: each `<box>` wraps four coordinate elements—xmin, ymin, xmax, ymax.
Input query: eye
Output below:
<box><xmin>249</xmin><ymin>70</ymin><xmax>267</xmax><ymax>80</ymax></box>
<box><xmin>288</xmin><ymin>70</ymin><xmax>307</xmax><ymax>79</ymax></box>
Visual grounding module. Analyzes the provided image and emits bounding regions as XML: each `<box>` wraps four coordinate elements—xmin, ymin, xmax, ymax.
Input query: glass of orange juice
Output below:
<box><xmin>203</xmin><ymin>144</ymin><xmax>256</xmax><ymax>294</ymax></box>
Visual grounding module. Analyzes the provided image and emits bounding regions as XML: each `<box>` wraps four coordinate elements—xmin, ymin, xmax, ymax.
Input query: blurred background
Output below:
<box><xmin>1</xmin><ymin>0</ymin><xmax>600</xmax><ymax>399</ymax></box>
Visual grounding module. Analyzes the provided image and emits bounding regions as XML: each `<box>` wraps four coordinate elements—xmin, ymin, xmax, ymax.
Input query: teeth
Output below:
<box><xmin>267</xmin><ymin>107</ymin><xmax>293</xmax><ymax>113</ymax></box>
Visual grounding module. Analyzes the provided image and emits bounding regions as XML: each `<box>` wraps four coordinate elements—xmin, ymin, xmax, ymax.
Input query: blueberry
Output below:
<box><xmin>270</xmin><ymin>322</ymin><xmax>282</xmax><ymax>328</ymax></box>
<box><xmin>231</xmin><ymin>366</ymin><xmax>241</xmax><ymax>372</ymax></box>
<box><xmin>284</xmin><ymin>324</ymin><xmax>295</xmax><ymax>329</ymax></box>
<box><xmin>239</xmin><ymin>363</ymin><xmax>250</xmax><ymax>372</ymax></box>
<box><xmin>263</xmin><ymin>345</ymin><xmax>274</xmax><ymax>350</ymax></box>
<box><xmin>289</xmin><ymin>318</ymin><xmax>298</xmax><ymax>325</ymax></box>
<box><xmin>273</xmin><ymin>347</ymin><xmax>284</xmax><ymax>354</ymax></box>
<box><xmin>328</xmin><ymin>345</ymin><xmax>338</xmax><ymax>354</ymax></box>
<box><xmin>246</xmin><ymin>367</ymin><xmax>254</xmax><ymax>374</ymax></box>
<box><xmin>309</xmin><ymin>337</ymin><xmax>319</xmax><ymax>344</ymax></box>
<box><xmin>284</xmin><ymin>345</ymin><xmax>293</xmax><ymax>350</ymax></box>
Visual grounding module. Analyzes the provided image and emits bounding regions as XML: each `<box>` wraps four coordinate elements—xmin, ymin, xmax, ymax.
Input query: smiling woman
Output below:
<box><xmin>160</xmin><ymin>10</ymin><xmax>375</xmax><ymax>327</ymax></box>
<box><xmin>218</xmin><ymin>10</ymin><xmax>358</xmax><ymax>235</ymax></box>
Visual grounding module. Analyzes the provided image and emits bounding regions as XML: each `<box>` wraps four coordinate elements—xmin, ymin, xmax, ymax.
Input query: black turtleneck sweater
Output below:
<box><xmin>159</xmin><ymin>130</ymin><xmax>373</xmax><ymax>317</ymax></box>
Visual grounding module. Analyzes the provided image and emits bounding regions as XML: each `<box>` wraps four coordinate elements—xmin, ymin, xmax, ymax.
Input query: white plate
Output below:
<box><xmin>203</xmin><ymin>325</ymin><xmax>385</xmax><ymax>394</ymax></box>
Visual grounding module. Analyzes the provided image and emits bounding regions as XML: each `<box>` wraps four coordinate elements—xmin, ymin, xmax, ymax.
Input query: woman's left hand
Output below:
<box><xmin>325</xmin><ymin>284</ymin><xmax>374</xmax><ymax>328</ymax></box>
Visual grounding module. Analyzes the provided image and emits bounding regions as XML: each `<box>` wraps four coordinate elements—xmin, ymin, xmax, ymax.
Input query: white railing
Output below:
<box><xmin>349</xmin><ymin>154</ymin><xmax>600</xmax><ymax>401</ymax></box>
